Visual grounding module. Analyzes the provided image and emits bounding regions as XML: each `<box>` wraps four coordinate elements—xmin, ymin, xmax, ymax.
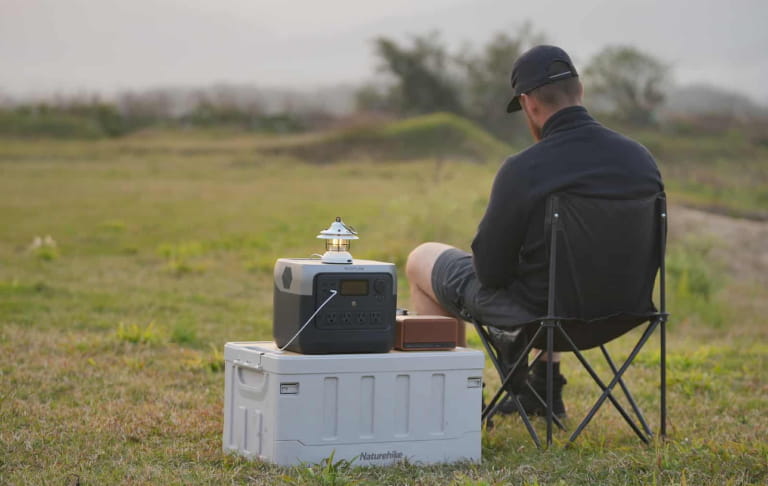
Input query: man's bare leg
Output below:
<box><xmin>405</xmin><ymin>242</ymin><xmax>466</xmax><ymax>345</ymax></box>
<box><xmin>405</xmin><ymin>242</ymin><xmax>453</xmax><ymax>315</ymax></box>
<box><xmin>534</xmin><ymin>349</ymin><xmax>561</xmax><ymax>362</ymax></box>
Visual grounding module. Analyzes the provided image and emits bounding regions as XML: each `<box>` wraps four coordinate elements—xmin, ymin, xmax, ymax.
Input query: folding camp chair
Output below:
<box><xmin>475</xmin><ymin>192</ymin><xmax>668</xmax><ymax>448</ymax></box>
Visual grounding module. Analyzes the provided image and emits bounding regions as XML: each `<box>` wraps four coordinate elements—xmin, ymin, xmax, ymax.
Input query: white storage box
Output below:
<box><xmin>223</xmin><ymin>342</ymin><xmax>484</xmax><ymax>466</ymax></box>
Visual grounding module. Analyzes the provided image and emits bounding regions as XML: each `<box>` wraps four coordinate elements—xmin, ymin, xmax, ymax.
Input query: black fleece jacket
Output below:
<box><xmin>470</xmin><ymin>105</ymin><xmax>663</xmax><ymax>314</ymax></box>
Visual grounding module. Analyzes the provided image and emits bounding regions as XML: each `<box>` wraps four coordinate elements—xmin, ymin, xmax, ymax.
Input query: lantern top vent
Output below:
<box><xmin>317</xmin><ymin>217</ymin><xmax>358</xmax><ymax>241</ymax></box>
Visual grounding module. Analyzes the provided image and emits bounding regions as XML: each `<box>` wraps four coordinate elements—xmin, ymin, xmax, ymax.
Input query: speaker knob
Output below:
<box><xmin>374</xmin><ymin>279</ymin><xmax>386</xmax><ymax>294</ymax></box>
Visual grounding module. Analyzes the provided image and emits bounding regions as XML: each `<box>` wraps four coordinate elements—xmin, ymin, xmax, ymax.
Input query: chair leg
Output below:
<box><xmin>564</xmin><ymin>320</ymin><xmax>659</xmax><ymax>444</ymax></box>
<box><xmin>474</xmin><ymin>321</ymin><xmax>512</xmax><ymax>425</ymax></box>
<box><xmin>474</xmin><ymin>324</ymin><xmax>505</xmax><ymax>380</ymax></box>
<box><xmin>661</xmin><ymin>318</ymin><xmax>667</xmax><ymax>438</ymax></box>
<box><xmin>546</xmin><ymin>323</ymin><xmax>555</xmax><ymax>447</ymax></box>
<box><xmin>600</xmin><ymin>345</ymin><xmax>653</xmax><ymax>437</ymax></box>
<box><xmin>477</xmin><ymin>324</ymin><xmax>548</xmax><ymax>448</ymax></box>
<box><xmin>477</xmin><ymin>319</ymin><xmax>663</xmax><ymax>447</ymax></box>
<box><xmin>475</xmin><ymin>323</ymin><xmax>571</xmax><ymax>449</ymax></box>
<box><xmin>513</xmin><ymin>347</ymin><xmax>567</xmax><ymax>432</ymax></box>
<box><xmin>505</xmin><ymin>394</ymin><xmax>542</xmax><ymax>449</ymax></box>
<box><xmin>480</xmin><ymin>325</ymin><xmax>541</xmax><ymax>423</ymax></box>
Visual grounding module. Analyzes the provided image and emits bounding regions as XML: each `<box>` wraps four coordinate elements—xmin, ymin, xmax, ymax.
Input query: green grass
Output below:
<box><xmin>0</xmin><ymin>131</ymin><xmax>766</xmax><ymax>485</ymax></box>
<box><xmin>631</xmin><ymin>128</ymin><xmax>768</xmax><ymax>220</ymax></box>
<box><xmin>666</xmin><ymin>237</ymin><xmax>727</xmax><ymax>328</ymax></box>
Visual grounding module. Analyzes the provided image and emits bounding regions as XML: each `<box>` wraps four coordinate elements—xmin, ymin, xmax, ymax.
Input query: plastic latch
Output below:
<box><xmin>467</xmin><ymin>377</ymin><xmax>482</xmax><ymax>388</ymax></box>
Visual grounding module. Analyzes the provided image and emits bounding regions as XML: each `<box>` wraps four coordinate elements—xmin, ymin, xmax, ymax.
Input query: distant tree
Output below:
<box><xmin>183</xmin><ymin>87</ymin><xmax>267</xmax><ymax>129</ymax></box>
<box><xmin>355</xmin><ymin>83</ymin><xmax>395</xmax><ymax>113</ymax></box>
<box><xmin>369</xmin><ymin>33</ymin><xmax>463</xmax><ymax>116</ymax></box>
<box><xmin>116</xmin><ymin>90</ymin><xmax>176</xmax><ymax>131</ymax></box>
<box><xmin>457</xmin><ymin>23</ymin><xmax>546</xmax><ymax>140</ymax></box>
<box><xmin>584</xmin><ymin>46</ymin><xmax>670</xmax><ymax>125</ymax></box>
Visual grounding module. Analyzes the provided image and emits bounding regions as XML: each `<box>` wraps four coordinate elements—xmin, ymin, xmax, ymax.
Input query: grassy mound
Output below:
<box><xmin>266</xmin><ymin>112</ymin><xmax>513</xmax><ymax>163</ymax></box>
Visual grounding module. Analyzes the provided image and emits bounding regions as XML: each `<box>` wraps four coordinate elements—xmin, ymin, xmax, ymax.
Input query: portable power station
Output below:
<box><xmin>272</xmin><ymin>258</ymin><xmax>397</xmax><ymax>354</ymax></box>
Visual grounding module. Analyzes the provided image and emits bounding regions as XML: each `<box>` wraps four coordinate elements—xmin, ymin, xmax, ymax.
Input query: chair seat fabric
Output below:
<box><xmin>526</xmin><ymin>313</ymin><xmax>658</xmax><ymax>351</ymax></box>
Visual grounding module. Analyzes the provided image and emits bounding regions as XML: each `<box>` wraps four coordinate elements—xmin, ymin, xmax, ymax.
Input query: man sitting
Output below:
<box><xmin>405</xmin><ymin>45</ymin><xmax>664</xmax><ymax>417</ymax></box>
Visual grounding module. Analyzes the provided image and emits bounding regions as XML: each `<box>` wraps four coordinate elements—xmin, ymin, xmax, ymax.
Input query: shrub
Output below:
<box><xmin>115</xmin><ymin>321</ymin><xmax>163</xmax><ymax>344</ymax></box>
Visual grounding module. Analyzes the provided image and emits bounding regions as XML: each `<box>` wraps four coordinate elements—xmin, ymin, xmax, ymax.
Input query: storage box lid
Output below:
<box><xmin>224</xmin><ymin>341</ymin><xmax>484</xmax><ymax>374</ymax></box>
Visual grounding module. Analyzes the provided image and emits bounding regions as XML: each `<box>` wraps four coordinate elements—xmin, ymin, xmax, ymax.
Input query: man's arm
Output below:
<box><xmin>471</xmin><ymin>160</ymin><xmax>531</xmax><ymax>288</ymax></box>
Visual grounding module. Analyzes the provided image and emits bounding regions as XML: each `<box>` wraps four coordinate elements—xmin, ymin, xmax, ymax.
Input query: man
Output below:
<box><xmin>405</xmin><ymin>45</ymin><xmax>663</xmax><ymax>418</ymax></box>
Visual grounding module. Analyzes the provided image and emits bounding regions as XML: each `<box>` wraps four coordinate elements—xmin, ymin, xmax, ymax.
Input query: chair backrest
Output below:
<box><xmin>543</xmin><ymin>192</ymin><xmax>667</xmax><ymax>349</ymax></box>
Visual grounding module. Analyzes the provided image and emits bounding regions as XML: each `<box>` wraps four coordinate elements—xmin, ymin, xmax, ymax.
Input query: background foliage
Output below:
<box><xmin>3</xmin><ymin>26</ymin><xmax>765</xmax><ymax>143</ymax></box>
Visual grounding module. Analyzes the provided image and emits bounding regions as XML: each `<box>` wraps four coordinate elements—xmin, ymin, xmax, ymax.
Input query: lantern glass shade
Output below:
<box><xmin>326</xmin><ymin>238</ymin><xmax>351</xmax><ymax>253</ymax></box>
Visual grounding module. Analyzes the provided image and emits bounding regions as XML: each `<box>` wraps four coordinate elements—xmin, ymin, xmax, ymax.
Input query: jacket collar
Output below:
<box><xmin>541</xmin><ymin>105</ymin><xmax>596</xmax><ymax>138</ymax></box>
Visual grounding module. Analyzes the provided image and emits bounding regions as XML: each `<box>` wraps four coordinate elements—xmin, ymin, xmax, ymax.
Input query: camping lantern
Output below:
<box><xmin>317</xmin><ymin>217</ymin><xmax>359</xmax><ymax>264</ymax></box>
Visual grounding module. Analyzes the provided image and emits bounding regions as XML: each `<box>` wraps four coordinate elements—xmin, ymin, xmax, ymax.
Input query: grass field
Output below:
<box><xmin>0</xmin><ymin>125</ymin><xmax>767</xmax><ymax>485</ymax></box>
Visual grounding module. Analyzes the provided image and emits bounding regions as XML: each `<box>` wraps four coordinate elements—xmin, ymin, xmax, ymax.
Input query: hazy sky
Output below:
<box><xmin>2</xmin><ymin>0</ymin><xmax>767</xmax><ymax>104</ymax></box>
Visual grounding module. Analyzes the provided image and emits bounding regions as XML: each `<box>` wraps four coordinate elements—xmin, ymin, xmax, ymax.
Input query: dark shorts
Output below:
<box><xmin>431</xmin><ymin>248</ymin><xmax>538</xmax><ymax>329</ymax></box>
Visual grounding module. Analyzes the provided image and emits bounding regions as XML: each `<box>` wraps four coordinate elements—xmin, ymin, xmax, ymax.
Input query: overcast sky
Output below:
<box><xmin>2</xmin><ymin>0</ymin><xmax>767</xmax><ymax>104</ymax></box>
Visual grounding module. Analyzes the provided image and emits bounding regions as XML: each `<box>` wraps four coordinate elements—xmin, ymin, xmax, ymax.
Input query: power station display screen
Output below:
<box><xmin>339</xmin><ymin>279</ymin><xmax>369</xmax><ymax>296</ymax></box>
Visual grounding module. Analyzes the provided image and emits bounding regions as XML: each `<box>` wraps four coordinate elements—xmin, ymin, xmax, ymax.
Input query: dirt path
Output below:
<box><xmin>671</xmin><ymin>204</ymin><xmax>768</xmax><ymax>285</ymax></box>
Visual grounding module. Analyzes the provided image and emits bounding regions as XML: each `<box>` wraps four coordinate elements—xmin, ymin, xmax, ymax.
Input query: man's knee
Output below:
<box><xmin>406</xmin><ymin>242</ymin><xmax>453</xmax><ymax>283</ymax></box>
<box><xmin>405</xmin><ymin>243</ymin><xmax>430</xmax><ymax>282</ymax></box>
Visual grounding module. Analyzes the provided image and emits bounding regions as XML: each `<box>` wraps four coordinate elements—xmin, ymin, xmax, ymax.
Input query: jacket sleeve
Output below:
<box><xmin>470</xmin><ymin>159</ymin><xmax>531</xmax><ymax>288</ymax></box>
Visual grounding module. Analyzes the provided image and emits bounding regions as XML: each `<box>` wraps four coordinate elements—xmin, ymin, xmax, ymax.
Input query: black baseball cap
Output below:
<box><xmin>506</xmin><ymin>45</ymin><xmax>579</xmax><ymax>113</ymax></box>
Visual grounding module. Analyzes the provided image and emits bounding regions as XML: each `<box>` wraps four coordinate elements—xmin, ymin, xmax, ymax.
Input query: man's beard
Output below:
<box><xmin>525</xmin><ymin>113</ymin><xmax>543</xmax><ymax>142</ymax></box>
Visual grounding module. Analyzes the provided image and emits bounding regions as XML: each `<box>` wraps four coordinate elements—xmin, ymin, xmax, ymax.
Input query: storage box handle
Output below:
<box><xmin>233</xmin><ymin>358</ymin><xmax>268</xmax><ymax>399</ymax></box>
<box><xmin>233</xmin><ymin>358</ymin><xmax>262</xmax><ymax>371</ymax></box>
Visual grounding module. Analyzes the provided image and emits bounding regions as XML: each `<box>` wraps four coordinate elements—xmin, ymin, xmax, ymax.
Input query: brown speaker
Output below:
<box><xmin>394</xmin><ymin>315</ymin><xmax>458</xmax><ymax>351</ymax></box>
